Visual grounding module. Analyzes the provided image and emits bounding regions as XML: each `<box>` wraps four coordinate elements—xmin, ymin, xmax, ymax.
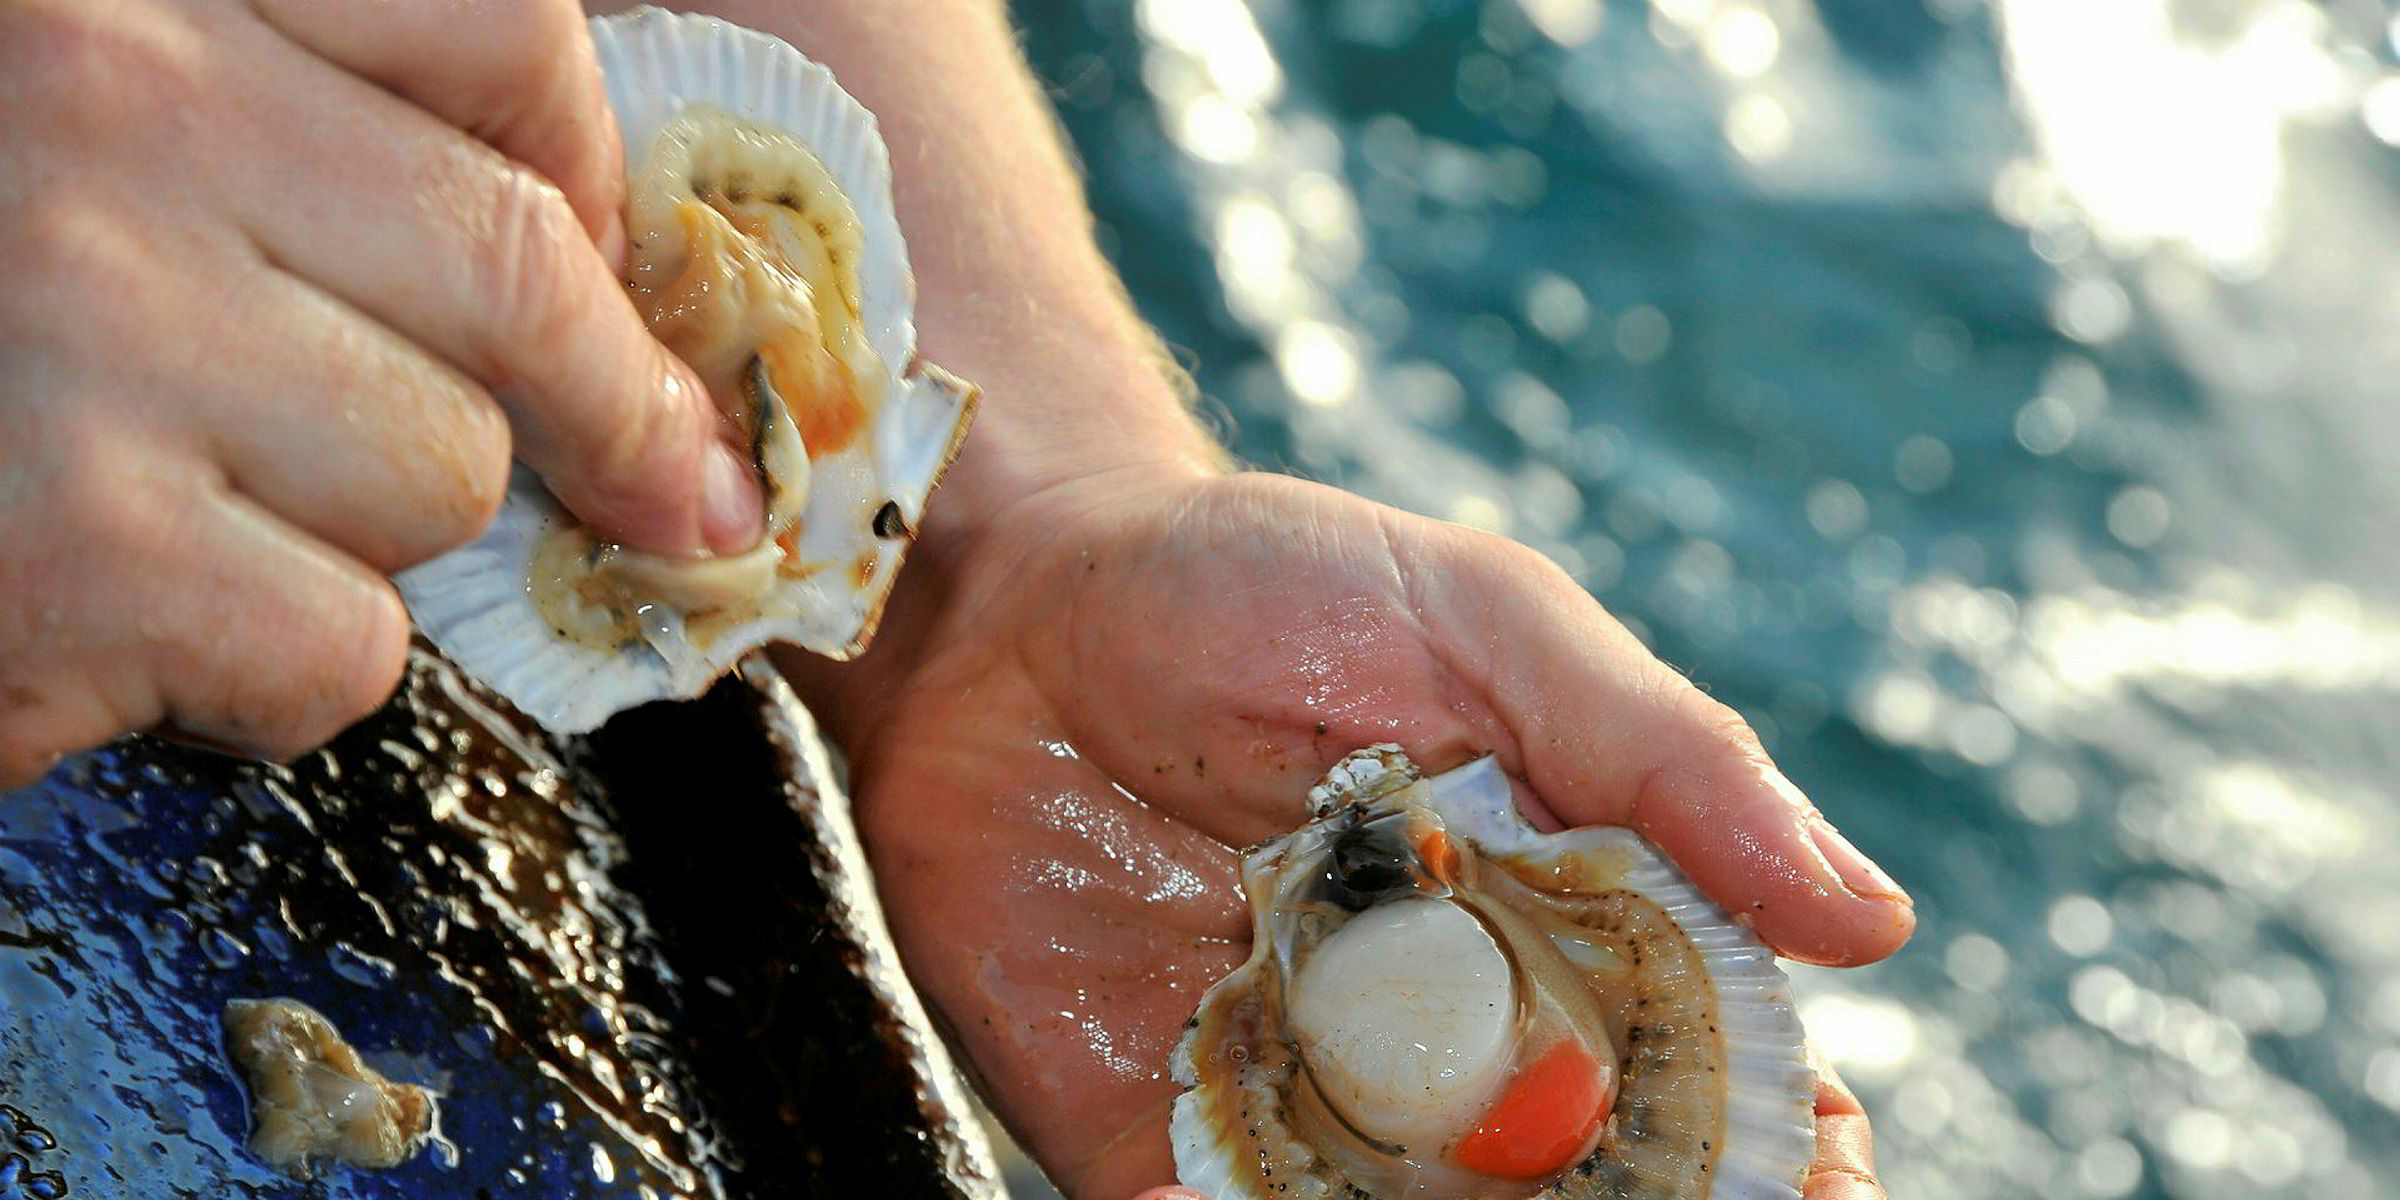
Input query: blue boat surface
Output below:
<box><xmin>1</xmin><ymin>650</ymin><xmax>986</xmax><ymax>1200</ymax></box>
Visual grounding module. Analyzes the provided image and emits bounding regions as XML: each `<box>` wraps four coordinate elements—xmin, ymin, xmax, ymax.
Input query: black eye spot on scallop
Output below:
<box><xmin>1318</xmin><ymin>819</ymin><xmax>1413</xmax><ymax>910</ymax></box>
<box><xmin>873</xmin><ymin>501</ymin><xmax>909</xmax><ymax>539</ymax></box>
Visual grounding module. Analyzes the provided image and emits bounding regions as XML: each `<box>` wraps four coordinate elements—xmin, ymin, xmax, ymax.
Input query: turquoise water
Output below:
<box><xmin>1014</xmin><ymin>0</ymin><xmax>2400</xmax><ymax>1196</ymax></box>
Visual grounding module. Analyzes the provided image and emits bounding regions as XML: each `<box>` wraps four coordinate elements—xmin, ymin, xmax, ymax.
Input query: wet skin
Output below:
<box><xmin>787</xmin><ymin>469</ymin><xmax>1912</xmax><ymax>1198</ymax></box>
<box><xmin>0</xmin><ymin>0</ymin><xmax>762</xmax><ymax>782</ymax></box>
<box><xmin>0</xmin><ymin>0</ymin><xmax>1906</xmax><ymax>1189</ymax></box>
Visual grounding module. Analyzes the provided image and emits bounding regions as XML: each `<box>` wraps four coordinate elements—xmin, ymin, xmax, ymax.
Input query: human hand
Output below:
<box><xmin>790</xmin><ymin>468</ymin><xmax>1911</xmax><ymax>1198</ymax></box>
<box><xmin>0</xmin><ymin>0</ymin><xmax>761</xmax><ymax>783</ymax></box>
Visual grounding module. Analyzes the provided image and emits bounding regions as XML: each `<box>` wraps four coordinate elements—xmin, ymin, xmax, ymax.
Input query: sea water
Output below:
<box><xmin>1012</xmin><ymin>0</ymin><xmax>2400</xmax><ymax>1196</ymax></box>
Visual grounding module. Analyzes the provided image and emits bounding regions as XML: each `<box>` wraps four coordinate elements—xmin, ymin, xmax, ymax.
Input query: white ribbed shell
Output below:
<box><xmin>1171</xmin><ymin>749</ymin><xmax>1817</xmax><ymax>1199</ymax></box>
<box><xmin>397</xmin><ymin>7</ymin><xmax>975</xmax><ymax>733</ymax></box>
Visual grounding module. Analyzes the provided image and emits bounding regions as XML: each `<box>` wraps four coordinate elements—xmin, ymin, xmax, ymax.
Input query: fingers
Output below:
<box><xmin>232</xmin><ymin>4</ymin><xmax>760</xmax><ymax>555</ymax></box>
<box><xmin>0</xmin><ymin>71</ymin><xmax>428</xmax><ymax>777</ymax></box>
<box><xmin>1002</xmin><ymin>478</ymin><xmax>1911</xmax><ymax>966</ymax></box>
<box><xmin>0</xmin><ymin>661</ymin><xmax>148</xmax><ymax>790</ymax></box>
<box><xmin>246</xmin><ymin>0</ymin><xmax>627</xmax><ymax>256</ymax></box>
<box><xmin>1436</xmin><ymin>528</ymin><xmax>1915</xmax><ymax>967</ymax></box>
<box><xmin>197</xmin><ymin>273</ymin><xmax>513</xmax><ymax>572</ymax></box>
<box><xmin>0</xmin><ymin>445</ymin><xmax>407</xmax><ymax>783</ymax></box>
<box><xmin>1807</xmin><ymin>1062</ymin><xmax>1885</xmax><ymax>1199</ymax></box>
<box><xmin>0</xmin><ymin>0</ymin><xmax>715</xmax><ymax>776</ymax></box>
<box><xmin>144</xmin><ymin>491</ymin><xmax>412</xmax><ymax>761</ymax></box>
<box><xmin>17</xmin><ymin>164</ymin><xmax>512</xmax><ymax>576</ymax></box>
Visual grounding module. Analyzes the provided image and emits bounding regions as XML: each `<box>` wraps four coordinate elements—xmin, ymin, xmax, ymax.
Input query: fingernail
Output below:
<box><xmin>700</xmin><ymin>441</ymin><xmax>763</xmax><ymax>554</ymax></box>
<box><xmin>1808</xmin><ymin>816</ymin><xmax>1910</xmax><ymax>906</ymax></box>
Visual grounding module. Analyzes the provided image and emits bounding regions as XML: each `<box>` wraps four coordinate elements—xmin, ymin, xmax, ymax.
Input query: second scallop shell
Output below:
<box><xmin>1172</xmin><ymin>746</ymin><xmax>1817</xmax><ymax>1199</ymax></box>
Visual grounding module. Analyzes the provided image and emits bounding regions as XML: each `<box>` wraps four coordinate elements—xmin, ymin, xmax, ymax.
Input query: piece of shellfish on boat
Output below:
<box><xmin>222</xmin><ymin>997</ymin><xmax>439</xmax><ymax>1178</ymax></box>
<box><xmin>397</xmin><ymin>8</ymin><xmax>977</xmax><ymax>734</ymax></box>
<box><xmin>1171</xmin><ymin>746</ymin><xmax>1816</xmax><ymax>1199</ymax></box>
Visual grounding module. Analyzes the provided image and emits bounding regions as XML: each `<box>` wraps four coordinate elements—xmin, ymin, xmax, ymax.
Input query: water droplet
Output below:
<box><xmin>199</xmin><ymin>928</ymin><xmax>249</xmax><ymax>970</ymax></box>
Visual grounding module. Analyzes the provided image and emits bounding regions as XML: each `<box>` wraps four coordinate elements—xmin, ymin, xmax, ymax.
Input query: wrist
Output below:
<box><xmin>918</xmin><ymin>329</ymin><xmax>1228</xmax><ymax>561</ymax></box>
<box><xmin>778</xmin><ymin>335</ymin><xmax>1225</xmax><ymax>738</ymax></box>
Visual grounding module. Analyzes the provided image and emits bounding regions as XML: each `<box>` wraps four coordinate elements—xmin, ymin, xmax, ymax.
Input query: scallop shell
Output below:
<box><xmin>395</xmin><ymin>7</ymin><xmax>975</xmax><ymax>734</ymax></box>
<box><xmin>1171</xmin><ymin>747</ymin><xmax>1818</xmax><ymax>1199</ymax></box>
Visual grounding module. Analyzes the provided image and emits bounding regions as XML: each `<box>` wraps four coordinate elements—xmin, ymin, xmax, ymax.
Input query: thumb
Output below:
<box><xmin>1439</xmin><ymin>533</ymin><xmax>1916</xmax><ymax>967</ymax></box>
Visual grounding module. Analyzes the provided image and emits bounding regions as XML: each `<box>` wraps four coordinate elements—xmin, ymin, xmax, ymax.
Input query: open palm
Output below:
<box><xmin>789</xmin><ymin>470</ymin><xmax>1912</xmax><ymax>1199</ymax></box>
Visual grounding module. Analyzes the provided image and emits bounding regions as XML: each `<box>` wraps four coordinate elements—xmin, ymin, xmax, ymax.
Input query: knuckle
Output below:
<box><xmin>381</xmin><ymin>381</ymin><xmax>514</xmax><ymax>567</ymax></box>
<box><xmin>35</xmin><ymin>424</ymin><xmax>135</xmax><ymax>547</ymax></box>
<box><xmin>296</xmin><ymin>583</ymin><xmax>410</xmax><ymax>750</ymax></box>
<box><xmin>52</xmin><ymin>426</ymin><xmax>171</xmax><ymax>555</ymax></box>
<box><xmin>476</xmin><ymin>0</ymin><xmax>578</xmax><ymax>63</ymax></box>
<box><xmin>322</xmin><ymin>585</ymin><xmax>412</xmax><ymax>739</ymax></box>
<box><xmin>507</xmin><ymin>0</ymin><xmax>586</xmax><ymax>80</ymax></box>
<box><xmin>0</xmin><ymin>436</ymin><xmax>159</xmax><ymax>674</ymax></box>
<box><xmin>0</xmin><ymin>673</ymin><xmax>100</xmax><ymax>788</ymax></box>
<box><xmin>0</xmin><ymin>708</ymin><xmax>58</xmax><ymax>790</ymax></box>
<box><xmin>1444</xmin><ymin>522</ymin><xmax>1567</xmax><ymax>588</ymax></box>
<box><xmin>6</xmin><ymin>197</ymin><xmax>137</xmax><ymax>334</ymax></box>
<box><xmin>530</xmin><ymin>0</ymin><xmax>586</xmax><ymax>40</ymax></box>
<box><xmin>471</xmin><ymin>166</ymin><xmax>587</xmax><ymax>372</ymax></box>
<box><xmin>437</xmin><ymin>401</ymin><xmax>517</xmax><ymax>547</ymax></box>
<box><xmin>1678</xmin><ymin>689</ymin><xmax>1771</xmax><ymax>765</ymax></box>
<box><xmin>2</xmin><ymin>2</ymin><xmax>202</xmax><ymax>126</ymax></box>
<box><xmin>515</xmin><ymin>8</ymin><xmax>615</xmax><ymax>197</ymax></box>
<box><xmin>430</xmin><ymin>0</ymin><xmax>583</xmax><ymax>137</ymax></box>
<box><xmin>230</xmin><ymin>585</ymin><xmax>409</xmax><ymax>759</ymax></box>
<box><xmin>0</xmin><ymin>734</ymin><xmax>62</xmax><ymax>789</ymax></box>
<box><xmin>1485</xmin><ymin>530</ymin><xmax>1565</xmax><ymax>580</ymax></box>
<box><xmin>4</xmin><ymin>3</ymin><xmax>125</xmax><ymax>101</ymax></box>
<box><xmin>410</xmin><ymin>419</ymin><xmax>514</xmax><ymax>564</ymax></box>
<box><xmin>309</xmin><ymin>319</ymin><xmax>514</xmax><ymax>567</ymax></box>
